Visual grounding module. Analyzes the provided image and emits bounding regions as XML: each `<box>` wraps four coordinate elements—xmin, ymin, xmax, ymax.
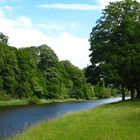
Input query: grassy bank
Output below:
<box><xmin>0</xmin><ymin>98</ymin><xmax>85</xmax><ymax>107</ymax></box>
<box><xmin>0</xmin><ymin>99</ymin><xmax>28</xmax><ymax>106</ymax></box>
<box><xmin>13</xmin><ymin>100</ymin><xmax>140</xmax><ymax>140</ymax></box>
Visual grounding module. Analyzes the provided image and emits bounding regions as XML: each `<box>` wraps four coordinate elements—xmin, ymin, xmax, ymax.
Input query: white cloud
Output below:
<box><xmin>17</xmin><ymin>16</ymin><xmax>32</xmax><ymax>28</ymax></box>
<box><xmin>0</xmin><ymin>9</ymin><xmax>4</xmax><ymax>17</ymax></box>
<box><xmin>97</xmin><ymin>0</ymin><xmax>123</xmax><ymax>8</ymax></box>
<box><xmin>0</xmin><ymin>5</ymin><xmax>12</xmax><ymax>17</ymax></box>
<box><xmin>97</xmin><ymin>0</ymin><xmax>116</xmax><ymax>8</ymax></box>
<box><xmin>37</xmin><ymin>23</ymin><xmax>60</xmax><ymax>30</ymax></box>
<box><xmin>48</xmin><ymin>33</ymin><xmax>90</xmax><ymax>68</ymax></box>
<box><xmin>38</xmin><ymin>0</ymin><xmax>140</xmax><ymax>11</ymax></box>
<box><xmin>38</xmin><ymin>4</ymin><xmax>100</xmax><ymax>10</ymax></box>
<box><xmin>3</xmin><ymin>5</ymin><xmax>13</xmax><ymax>11</ymax></box>
<box><xmin>37</xmin><ymin>22</ymin><xmax>81</xmax><ymax>33</ymax></box>
<box><xmin>0</xmin><ymin>15</ymin><xmax>90</xmax><ymax>68</ymax></box>
<box><xmin>98</xmin><ymin>0</ymin><xmax>140</xmax><ymax>8</ymax></box>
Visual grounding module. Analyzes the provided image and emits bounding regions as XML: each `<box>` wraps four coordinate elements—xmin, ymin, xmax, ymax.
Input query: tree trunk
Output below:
<box><xmin>122</xmin><ymin>88</ymin><xmax>125</xmax><ymax>101</ymax></box>
<box><xmin>136</xmin><ymin>89</ymin><xmax>140</xmax><ymax>98</ymax></box>
<box><xmin>136</xmin><ymin>82</ymin><xmax>140</xmax><ymax>99</ymax></box>
<box><xmin>130</xmin><ymin>89</ymin><xmax>135</xmax><ymax>100</ymax></box>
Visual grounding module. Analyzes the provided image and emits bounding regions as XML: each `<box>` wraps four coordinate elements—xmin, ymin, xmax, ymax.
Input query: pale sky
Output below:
<box><xmin>0</xmin><ymin>0</ymin><xmax>139</xmax><ymax>68</ymax></box>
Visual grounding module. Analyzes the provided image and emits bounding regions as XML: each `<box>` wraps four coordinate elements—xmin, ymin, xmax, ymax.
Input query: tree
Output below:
<box><xmin>87</xmin><ymin>0</ymin><xmax>140</xmax><ymax>100</ymax></box>
<box><xmin>16</xmin><ymin>47</ymin><xmax>43</xmax><ymax>98</ymax></box>
<box><xmin>38</xmin><ymin>45</ymin><xmax>62</xmax><ymax>99</ymax></box>
<box><xmin>0</xmin><ymin>33</ymin><xmax>93</xmax><ymax>100</ymax></box>
<box><xmin>62</xmin><ymin>60</ymin><xmax>88</xmax><ymax>99</ymax></box>
<box><xmin>0</xmin><ymin>43</ymin><xmax>19</xmax><ymax>98</ymax></box>
<box><xmin>0</xmin><ymin>32</ymin><xmax>8</xmax><ymax>45</ymax></box>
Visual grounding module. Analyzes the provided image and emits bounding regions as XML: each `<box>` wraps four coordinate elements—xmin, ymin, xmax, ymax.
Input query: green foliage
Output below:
<box><xmin>85</xmin><ymin>83</ymin><xmax>95</xmax><ymax>99</ymax></box>
<box><xmin>110</xmin><ymin>88</ymin><xmax>121</xmax><ymax>97</ymax></box>
<box><xmin>16</xmin><ymin>47</ymin><xmax>38</xmax><ymax>98</ymax></box>
<box><xmin>0</xmin><ymin>92</ymin><xmax>12</xmax><ymax>101</ymax></box>
<box><xmin>0</xmin><ymin>32</ymin><xmax>8</xmax><ymax>45</ymax></box>
<box><xmin>0</xmin><ymin>33</ymin><xmax>91</xmax><ymax>100</ymax></box>
<box><xmin>87</xmin><ymin>0</ymin><xmax>140</xmax><ymax>99</ymax></box>
<box><xmin>61</xmin><ymin>60</ymin><xmax>88</xmax><ymax>99</ymax></box>
<box><xmin>94</xmin><ymin>85</ymin><xmax>111</xmax><ymax>99</ymax></box>
<box><xmin>0</xmin><ymin>43</ymin><xmax>19</xmax><ymax>97</ymax></box>
<box><xmin>28</xmin><ymin>96</ymin><xmax>39</xmax><ymax>104</ymax></box>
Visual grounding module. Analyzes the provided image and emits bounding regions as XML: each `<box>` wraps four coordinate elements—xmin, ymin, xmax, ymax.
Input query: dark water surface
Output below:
<box><xmin>0</xmin><ymin>97</ymin><xmax>124</xmax><ymax>139</ymax></box>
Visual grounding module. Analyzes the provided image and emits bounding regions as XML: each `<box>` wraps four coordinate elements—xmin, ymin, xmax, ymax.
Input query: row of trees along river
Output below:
<box><xmin>0</xmin><ymin>33</ymin><xmax>119</xmax><ymax>102</ymax></box>
<box><xmin>0</xmin><ymin>0</ymin><xmax>140</xmax><ymax>102</ymax></box>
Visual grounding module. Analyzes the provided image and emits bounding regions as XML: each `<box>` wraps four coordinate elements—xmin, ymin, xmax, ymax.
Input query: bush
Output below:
<box><xmin>0</xmin><ymin>92</ymin><xmax>12</xmax><ymax>101</ymax></box>
<box><xmin>85</xmin><ymin>84</ymin><xmax>95</xmax><ymax>99</ymax></box>
<box><xmin>110</xmin><ymin>88</ymin><xmax>121</xmax><ymax>97</ymax></box>
<box><xmin>94</xmin><ymin>85</ymin><xmax>111</xmax><ymax>99</ymax></box>
<box><xmin>28</xmin><ymin>96</ymin><xmax>39</xmax><ymax>104</ymax></box>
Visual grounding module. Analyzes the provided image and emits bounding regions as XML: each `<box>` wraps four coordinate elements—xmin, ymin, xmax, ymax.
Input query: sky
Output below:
<box><xmin>0</xmin><ymin>0</ymin><xmax>139</xmax><ymax>68</ymax></box>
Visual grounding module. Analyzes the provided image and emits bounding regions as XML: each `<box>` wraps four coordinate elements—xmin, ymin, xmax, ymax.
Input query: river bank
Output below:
<box><xmin>13</xmin><ymin>100</ymin><xmax>140</xmax><ymax>140</ymax></box>
<box><xmin>0</xmin><ymin>98</ymin><xmax>87</xmax><ymax>107</ymax></box>
<box><xmin>0</xmin><ymin>97</ymin><xmax>123</xmax><ymax>139</ymax></box>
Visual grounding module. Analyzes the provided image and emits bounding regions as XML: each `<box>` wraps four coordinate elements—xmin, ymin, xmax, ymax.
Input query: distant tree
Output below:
<box><xmin>0</xmin><ymin>33</ymin><xmax>93</xmax><ymax>100</ymax></box>
<box><xmin>87</xmin><ymin>0</ymin><xmax>140</xmax><ymax>100</ymax></box>
<box><xmin>62</xmin><ymin>60</ymin><xmax>88</xmax><ymax>99</ymax></box>
<box><xmin>0</xmin><ymin>32</ymin><xmax>8</xmax><ymax>45</ymax></box>
<box><xmin>38</xmin><ymin>45</ymin><xmax>62</xmax><ymax>99</ymax></box>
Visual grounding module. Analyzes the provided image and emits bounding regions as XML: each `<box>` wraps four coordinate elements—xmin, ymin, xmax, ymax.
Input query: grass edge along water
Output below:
<box><xmin>13</xmin><ymin>100</ymin><xmax>140</xmax><ymax>140</ymax></box>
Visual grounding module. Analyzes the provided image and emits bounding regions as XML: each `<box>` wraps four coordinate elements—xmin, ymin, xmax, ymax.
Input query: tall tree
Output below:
<box><xmin>38</xmin><ymin>45</ymin><xmax>62</xmax><ymax>99</ymax></box>
<box><xmin>0</xmin><ymin>44</ymin><xmax>19</xmax><ymax>98</ymax></box>
<box><xmin>0</xmin><ymin>33</ymin><xmax>95</xmax><ymax>100</ymax></box>
<box><xmin>87</xmin><ymin>0</ymin><xmax>140</xmax><ymax>100</ymax></box>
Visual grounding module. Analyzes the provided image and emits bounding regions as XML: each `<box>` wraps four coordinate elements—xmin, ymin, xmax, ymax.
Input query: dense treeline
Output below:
<box><xmin>0</xmin><ymin>32</ymin><xmax>98</xmax><ymax>100</ymax></box>
<box><xmin>85</xmin><ymin>0</ymin><xmax>140</xmax><ymax>100</ymax></box>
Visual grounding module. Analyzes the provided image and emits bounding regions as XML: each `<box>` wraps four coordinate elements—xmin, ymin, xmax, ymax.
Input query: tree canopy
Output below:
<box><xmin>0</xmin><ymin>33</ymin><xmax>95</xmax><ymax>100</ymax></box>
<box><xmin>86</xmin><ymin>0</ymin><xmax>140</xmax><ymax>100</ymax></box>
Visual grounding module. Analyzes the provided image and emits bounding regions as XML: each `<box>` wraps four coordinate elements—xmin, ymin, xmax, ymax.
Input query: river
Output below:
<box><xmin>0</xmin><ymin>97</ymin><xmax>124</xmax><ymax>139</ymax></box>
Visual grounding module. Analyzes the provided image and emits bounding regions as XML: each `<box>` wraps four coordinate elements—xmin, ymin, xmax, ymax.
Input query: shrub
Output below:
<box><xmin>94</xmin><ymin>85</ymin><xmax>111</xmax><ymax>99</ymax></box>
<box><xmin>28</xmin><ymin>96</ymin><xmax>39</xmax><ymax>104</ymax></box>
<box><xmin>0</xmin><ymin>92</ymin><xmax>12</xmax><ymax>101</ymax></box>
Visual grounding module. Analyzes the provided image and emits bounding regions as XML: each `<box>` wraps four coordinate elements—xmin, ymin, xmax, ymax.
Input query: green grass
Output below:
<box><xmin>38</xmin><ymin>98</ymin><xmax>85</xmax><ymax>104</ymax></box>
<box><xmin>0</xmin><ymin>98</ymin><xmax>85</xmax><ymax>107</ymax></box>
<box><xmin>13</xmin><ymin>100</ymin><xmax>140</xmax><ymax>140</ymax></box>
<box><xmin>0</xmin><ymin>99</ymin><xmax>28</xmax><ymax>106</ymax></box>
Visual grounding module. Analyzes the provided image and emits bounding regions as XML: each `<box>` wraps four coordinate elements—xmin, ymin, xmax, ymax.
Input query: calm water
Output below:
<box><xmin>0</xmin><ymin>97</ymin><xmax>124</xmax><ymax>139</ymax></box>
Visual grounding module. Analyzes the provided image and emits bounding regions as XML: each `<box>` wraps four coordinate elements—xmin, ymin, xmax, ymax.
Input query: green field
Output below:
<box><xmin>13</xmin><ymin>100</ymin><xmax>140</xmax><ymax>140</ymax></box>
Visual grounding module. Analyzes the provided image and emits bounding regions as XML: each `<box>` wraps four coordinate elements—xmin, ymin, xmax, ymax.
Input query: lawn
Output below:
<box><xmin>13</xmin><ymin>100</ymin><xmax>140</xmax><ymax>140</ymax></box>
